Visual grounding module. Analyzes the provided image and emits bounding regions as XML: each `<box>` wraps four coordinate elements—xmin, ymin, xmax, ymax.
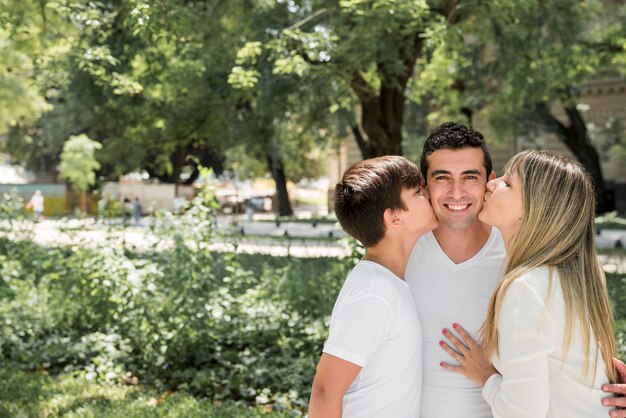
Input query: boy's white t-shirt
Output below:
<box><xmin>323</xmin><ymin>260</ymin><xmax>422</xmax><ymax>418</ymax></box>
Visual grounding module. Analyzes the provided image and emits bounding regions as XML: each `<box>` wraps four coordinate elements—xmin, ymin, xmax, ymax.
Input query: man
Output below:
<box><xmin>406</xmin><ymin>122</ymin><xmax>501</xmax><ymax>417</ymax></box>
<box><xmin>407</xmin><ymin>122</ymin><xmax>626</xmax><ymax>417</ymax></box>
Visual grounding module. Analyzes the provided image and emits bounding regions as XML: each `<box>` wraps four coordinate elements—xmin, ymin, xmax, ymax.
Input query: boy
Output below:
<box><xmin>308</xmin><ymin>156</ymin><xmax>438</xmax><ymax>417</ymax></box>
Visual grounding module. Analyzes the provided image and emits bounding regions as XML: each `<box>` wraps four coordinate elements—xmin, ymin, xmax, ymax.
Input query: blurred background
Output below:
<box><xmin>2</xmin><ymin>1</ymin><xmax>626</xmax><ymax>417</ymax></box>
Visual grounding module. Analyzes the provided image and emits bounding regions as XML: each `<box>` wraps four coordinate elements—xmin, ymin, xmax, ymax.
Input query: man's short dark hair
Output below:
<box><xmin>335</xmin><ymin>156</ymin><xmax>420</xmax><ymax>248</ymax></box>
<box><xmin>420</xmin><ymin>122</ymin><xmax>492</xmax><ymax>181</ymax></box>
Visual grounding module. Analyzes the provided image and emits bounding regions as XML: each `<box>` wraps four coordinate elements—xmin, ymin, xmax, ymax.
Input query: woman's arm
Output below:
<box><xmin>442</xmin><ymin>279</ymin><xmax>553</xmax><ymax>418</ymax></box>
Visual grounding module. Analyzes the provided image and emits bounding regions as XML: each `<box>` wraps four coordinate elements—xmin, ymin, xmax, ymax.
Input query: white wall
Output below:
<box><xmin>102</xmin><ymin>182</ymin><xmax>195</xmax><ymax>212</ymax></box>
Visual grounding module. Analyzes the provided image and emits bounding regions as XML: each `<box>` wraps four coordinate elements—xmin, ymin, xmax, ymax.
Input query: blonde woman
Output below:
<box><xmin>439</xmin><ymin>150</ymin><xmax>617</xmax><ymax>417</ymax></box>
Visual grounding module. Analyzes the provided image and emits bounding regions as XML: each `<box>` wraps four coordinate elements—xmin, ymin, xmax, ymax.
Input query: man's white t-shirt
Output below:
<box><xmin>323</xmin><ymin>260</ymin><xmax>422</xmax><ymax>418</ymax></box>
<box><xmin>406</xmin><ymin>228</ymin><xmax>506</xmax><ymax>418</ymax></box>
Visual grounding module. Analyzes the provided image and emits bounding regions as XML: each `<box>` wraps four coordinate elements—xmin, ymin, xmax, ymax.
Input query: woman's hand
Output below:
<box><xmin>439</xmin><ymin>323</ymin><xmax>499</xmax><ymax>388</ymax></box>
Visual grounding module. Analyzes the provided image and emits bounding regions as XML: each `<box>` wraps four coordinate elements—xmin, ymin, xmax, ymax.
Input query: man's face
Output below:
<box><xmin>425</xmin><ymin>147</ymin><xmax>492</xmax><ymax>231</ymax></box>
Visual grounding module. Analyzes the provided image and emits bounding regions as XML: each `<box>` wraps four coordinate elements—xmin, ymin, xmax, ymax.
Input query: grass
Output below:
<box><xmin>0</xmin><ymin>368</ymin><xmax>292</xmax><ymax>418</ymax></box>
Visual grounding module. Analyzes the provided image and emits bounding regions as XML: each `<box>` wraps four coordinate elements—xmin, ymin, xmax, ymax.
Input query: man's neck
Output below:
<box><xmin>432</xmin><ymin>221</ymin><xmax>492</xmax><ymax>264</ymax></box>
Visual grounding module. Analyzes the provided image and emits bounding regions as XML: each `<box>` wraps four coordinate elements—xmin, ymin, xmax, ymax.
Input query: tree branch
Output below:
<box><xmin>431</xmin><ymin>0</ymin><xmax>463</xmax><ymax>24</ymax></box>
<box><xmin>350</xmin><ymin>124</ymin><xmax>369</xmax><ymax>159</ymax></box>
<box><xmin>283</xmin><ymin>8</ymin><xmax>331</xmax><ymax>32</ymax></box>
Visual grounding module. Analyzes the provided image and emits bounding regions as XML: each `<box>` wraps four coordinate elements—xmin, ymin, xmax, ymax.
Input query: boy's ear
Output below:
<box><xmin>383</xmin><ymin>208</ymin><xmax>402</xmax><ymax>227</ymax></box>
<box><xmin>488</xmin><ymin>170</ymin><xmax>496</xmax><ymax>181</ymax></box>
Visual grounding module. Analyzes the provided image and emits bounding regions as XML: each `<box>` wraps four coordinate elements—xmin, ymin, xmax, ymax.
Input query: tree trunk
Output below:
<box><xmin>350</xmin><ymin>124</ymin><xmax>369</xmax><ymax>159</ymax></box>
<box><xmin>172</xmin><ymin>144</ymin><xmax>188</xmax><ymax>197</ymax></box>
<box><xmin>80</xmin><ymin>190</ymin><xmax>87</xmax><ymax>213</ymax></box>
<box><xmin>350</xmin><ymin>34</ymin><xmax>424</xmax><ymax>159</ymax></box>
<box><xmin>267</xmin><ymin>153</ymin><xmax>293</xmax><ymax>216</ymax></box>
<box><xmin>182</xmin><ymin>145</ymin><xmax>225</xmax><ymax>185</ymax></box>
<box><xmin>549</xmin><ymin>105</ymin><xmax>608</xmax><ymax>213</ymax></box>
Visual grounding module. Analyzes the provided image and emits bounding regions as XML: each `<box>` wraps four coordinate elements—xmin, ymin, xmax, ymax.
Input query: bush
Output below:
<box><xmin>0</xmin><ymin>190</ymin><xmax>350</xmax><ymax>413</ymax></box>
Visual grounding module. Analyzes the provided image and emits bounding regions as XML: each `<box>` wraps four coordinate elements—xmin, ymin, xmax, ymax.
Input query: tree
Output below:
<box><xmin>3</xmin><ymin>1</ymin><xmax>330</xmax><ymax>215</ymax></box>
<box><xmin>415</xmin><ymin>0</ymin><xmax>626</xmax><ymax>212</ymax></box>
<box><xmin>58</xmin><ymin>134</ymin><xmax>102</xmax><ymax>212</ymax></box>
<box><xmin>4</xmin><ymin>0</ymin><xmax>238</xmax><ymax>188</ymax></box>
<box><xmin>234</xmin><ymin>1</ymin><xmax>468</xmax><ymax>158</ymax></box>
<box><xmin>229</xmin><ymin>59</ymin><xmax>331</xmax><ymax>216</ymax></box>
<box><xmin>0</xmin><ymin>0</ymin><xmax>52</xmax><ymax>132</ymax></box>
<box><xmin>239</xmin><ymin>1</ymin><xmax>626</xmax><ymax>212</ymax></box>
<box><xmin>228</xmin><ymin>4</ymin><xmax>334</xmax><ymax>216</ymax></box>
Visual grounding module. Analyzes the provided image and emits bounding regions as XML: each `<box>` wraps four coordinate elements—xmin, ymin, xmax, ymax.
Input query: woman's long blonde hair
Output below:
<box><xmin>481</xmin><ymin>150</ymin><xmax>617</xmax><ymax>383</ymax></box>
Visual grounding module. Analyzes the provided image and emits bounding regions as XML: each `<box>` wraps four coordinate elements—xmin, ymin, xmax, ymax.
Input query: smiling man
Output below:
<box><xmin>406</xmin><ymin>122</ymin><xmax>504</xmax><ymax>417</ymax></box>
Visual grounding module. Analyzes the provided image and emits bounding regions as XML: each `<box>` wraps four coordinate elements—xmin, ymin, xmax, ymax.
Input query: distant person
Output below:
<box><xmin>123</xmin><ymin>197</ymin><xmax>132</xmax><ymax>225</ymax></box>
<box><xmin>133</xmin><ymin>197</ymin><xmax>142</xmax><ymax>224</ymax></box>
<box><xmin>308</xmin><ymin>156</ymin><xmax>438</xmax><ymax>417</ymax></box>
<box><xmin>245</xmin><ymin>198</ymin><xmax>255</xmax><ymax>222</ymax></box>
<box><xmin>26</xmin><ymin>190</ymin><xmax>44</xmax><ymax>222</ymax></box>
<box><xmin>97</xmin><ymin>195</ymin><xmax>107</xmax><ymax>221</ymax></box>
<box><xmin>173</xmin><ymin>196</ymin><xmax>186</xmax><ymax>214</ymax></box>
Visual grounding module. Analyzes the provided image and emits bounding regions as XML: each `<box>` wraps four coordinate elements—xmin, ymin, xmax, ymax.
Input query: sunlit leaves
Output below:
<box><xmin>58</xmin><ymin>134</ymin><xmax>102</xmax><ymax>192</ymax></box>
<box><xmin>236</xmin><ymin>41</ymin><xmax>264</xmax><ymax>65</ymax></box>
<box><xmin>228</xmin><ymin>66</ymin><xmax>261</xmax><ymax>89</ymax></box>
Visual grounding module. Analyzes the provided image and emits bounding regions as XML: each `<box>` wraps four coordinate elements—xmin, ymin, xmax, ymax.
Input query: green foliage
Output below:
<box><xmin>0</xmin><ymin>189</ymin><xmax>25</xmax><ymax>222</ymax></box>
<box><xmin>58</xmin><ymin>134</ymin><xmax>102</xmax><ymax>193</ymax></box>
<box><xmin>0</xmin><ymin>198</ymin><xmax>348</xmax><ymax>412</ymax></box>
<box><xmin>0</xmin><ymin>1</ymin><xmax>51</xmax><ymax>132</ymax></box>
<box><xmin>606</xmin><ymin>272</ymin><xmax>626</xmax><ymax>357</ymax></box>
<box><xmin>596</xmin><ymin>212</ymin><xmax>626</xmax><ymax>230</ymax></box>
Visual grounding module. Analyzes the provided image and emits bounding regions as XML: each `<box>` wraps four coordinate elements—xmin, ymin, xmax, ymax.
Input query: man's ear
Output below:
<box><xmin>488</xmin><ymin>170</ymin><xmax>496</xmax><ymax>181</ymax></box>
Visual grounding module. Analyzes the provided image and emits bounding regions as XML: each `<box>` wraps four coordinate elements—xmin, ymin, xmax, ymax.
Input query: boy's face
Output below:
<box><xmin>399</xmin><ymin>186</ymin><xmax>438</xmax><ymax>237</ymax></box>
<box><xmin>425</xmin><ymin>147</ymin><xmax>493</xmax><ymax>231</ymax></box>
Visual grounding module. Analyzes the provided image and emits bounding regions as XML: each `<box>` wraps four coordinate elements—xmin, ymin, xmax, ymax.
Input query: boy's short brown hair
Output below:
<box><xmin>334</xmin><ymin>156</ymin><xmax>421</xmax><ymax>247</ymax></box>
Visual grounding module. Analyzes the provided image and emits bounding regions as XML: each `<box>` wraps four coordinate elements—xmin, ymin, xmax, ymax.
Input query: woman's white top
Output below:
<box><xmin>482</xmin><ymin>266</ymin><xmax>612</xmax><ymax>417</ymax></box>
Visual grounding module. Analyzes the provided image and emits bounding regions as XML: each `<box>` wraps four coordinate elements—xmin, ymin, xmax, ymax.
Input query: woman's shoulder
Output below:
<box><xmin>516</xmin><ymin>266</ymin><xmax>553</xmax><ymax>283</ymax></box>
<box><xmin>507</xmin><ymin>266</ymin><xmax>561</xmax><ymax>302</ymax></box>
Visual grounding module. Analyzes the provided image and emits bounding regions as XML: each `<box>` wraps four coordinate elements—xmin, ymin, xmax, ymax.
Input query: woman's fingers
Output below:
<box><xmin>442</xmin><ymin>328</ymin><xmax>469</xmax><ymax>356</ymax></box>
<box><xmin>452</xmin><ymin>323</ymin><xmax>480</xmax><ymax>350</ymax></box>
<box><xmin>439</xmin><ymin>340</ymin><xmax>463</xmax><ymax>362</ymax></box>
<box><xmin>603</xmin><ymin>384</ymin><xmax>626</xmax><ymax>396</ymax></box>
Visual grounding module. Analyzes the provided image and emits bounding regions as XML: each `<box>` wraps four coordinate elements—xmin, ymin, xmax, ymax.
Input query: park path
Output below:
<box><xmin>3</xmin><ymin>218</ymin><xmax>626</xmax><ymax>271</ymax></box>
<box><xmin>1</xmin><ymin>216</ymin><xmax>350</xmax><ymax>258</ymax></box>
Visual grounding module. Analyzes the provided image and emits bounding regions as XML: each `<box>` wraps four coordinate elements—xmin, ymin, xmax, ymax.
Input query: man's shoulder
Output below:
<box><xmin>408</xmin><ymin>231</ymin><xmax>436</xmax><ymax>260</ymax></box>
